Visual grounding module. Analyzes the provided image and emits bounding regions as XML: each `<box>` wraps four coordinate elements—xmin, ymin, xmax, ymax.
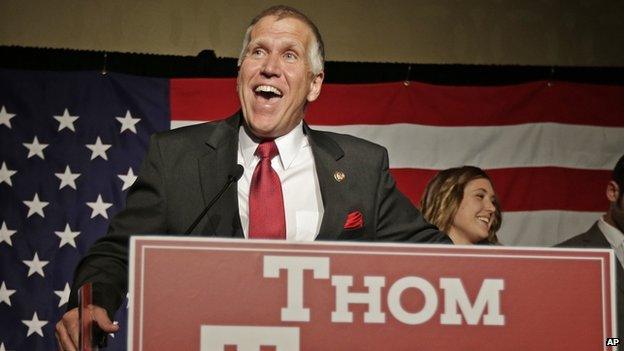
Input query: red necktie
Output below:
<box><xmin>248</xmin><ymin>140</ymin><xmax>286</xmax><ymax>239</ymax></box>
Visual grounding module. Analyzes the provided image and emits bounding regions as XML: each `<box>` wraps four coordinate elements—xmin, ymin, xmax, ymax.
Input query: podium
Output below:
<box><xmin>121</xmin><ymin>237</ymin><xmax>616</xmax><ymax>351</ymax></box>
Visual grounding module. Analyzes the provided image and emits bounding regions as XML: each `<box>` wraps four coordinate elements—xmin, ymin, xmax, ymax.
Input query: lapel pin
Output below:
<box><xmin>333</xmin><ymin>171</ymin><xmax>346</xmax><ymax>182</ymax></box>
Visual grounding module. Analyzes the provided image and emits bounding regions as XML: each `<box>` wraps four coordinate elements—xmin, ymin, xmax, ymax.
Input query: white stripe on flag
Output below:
<box><xmin>498</xmin><ymin>210</ymin><xmax>600</xmax><ymax>247</ymax></box>
<box><xmin>171</xmin><ymin>120</ymin><xmax>624</xmax><ymax>170</ymax></box>
<box><xmin>171</xmin><ymin>120</ymin><xmax>205</xmax><ymax>129</ymax></box>
<box><xmin>313</xmin><ymin>123</ymin><xmax>624</xmax><ymax>170</ymax></box>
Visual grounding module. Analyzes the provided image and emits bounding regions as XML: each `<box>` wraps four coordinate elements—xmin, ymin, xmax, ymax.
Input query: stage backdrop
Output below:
<box><xmin>0</xmin><ymin>68</ymin><xmax>623</xmax><ymax>350</ymax></box>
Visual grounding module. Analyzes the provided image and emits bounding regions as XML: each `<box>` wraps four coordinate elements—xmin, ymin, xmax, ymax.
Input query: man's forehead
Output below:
<box><xmin>249</xmin><ymin>15</ymin><xmax>313</xmax><ymax>42</ymax></box>
<box><xmin>248</xmin><ymin>35</ymin><xmax>307</xmax><ymax>51</ymax></box>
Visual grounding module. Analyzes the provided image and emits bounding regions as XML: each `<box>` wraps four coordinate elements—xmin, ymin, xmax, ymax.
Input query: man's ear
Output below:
<box><xmin>236</xmin><ymin>71</ymin><xmax>242</xmax><ymax>94</ymax></box>
<box><xmin>306</xmin><ymin>71</ymin><xmax>324</xmax><ymax>102</ymax></box>
<box><xmin>606</xmin><ymin>180</ymin><xmax>620</xmax><ymax>203</ymax></box>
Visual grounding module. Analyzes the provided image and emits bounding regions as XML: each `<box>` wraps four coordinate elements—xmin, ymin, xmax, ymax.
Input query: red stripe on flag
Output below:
<box><xmin>308</xmin><ymin>81</ymin><xmax>624</xmax><ymax>126</ymax></box>
<box><xmin>170</xmin><ymin>78</ymin><xmax>240</xmax><ymax>121</ymax></box>
<box><xmin>170</xmin><ymin>78</ymin><xmax>624</xmax><ymax>126</ymax></box>
<box><xmin>392</xmin><ymin>167</ymin><xmax>611</xmax><ymax>212</ymax></box>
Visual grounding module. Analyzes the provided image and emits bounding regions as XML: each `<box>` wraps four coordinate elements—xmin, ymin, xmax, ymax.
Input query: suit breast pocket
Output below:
<box><xmin>339</xmin><ymin>227</ymin><xmax>370</xmax><ymax>241</ymax></box>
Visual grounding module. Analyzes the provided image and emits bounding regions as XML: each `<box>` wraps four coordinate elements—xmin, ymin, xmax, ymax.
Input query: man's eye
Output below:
<box><xmin>251</xmin><ymin>49</ymin><xmax>264</xmax><ymax>57</ymax></box>
<box><xmin>284</xmin><ymin>52</ymin><xmax>297</xmax><ymax>60</ymax></box>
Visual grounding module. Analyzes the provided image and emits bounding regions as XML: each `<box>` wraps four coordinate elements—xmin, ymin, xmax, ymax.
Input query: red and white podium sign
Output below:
<box><xmin>128</xmin><ymin>237</ymin><xmax>617</xmax><ymax>351</ymax></box>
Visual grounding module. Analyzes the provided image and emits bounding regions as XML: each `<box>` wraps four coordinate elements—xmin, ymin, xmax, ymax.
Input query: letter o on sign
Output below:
<box><xmin>387</xmin><ymin>277</ymin><xmax>438</xmax><ymax>325</ymax></box>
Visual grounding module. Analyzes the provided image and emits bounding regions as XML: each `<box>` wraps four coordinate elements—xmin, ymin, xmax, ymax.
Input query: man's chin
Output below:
<box><xmin>246</xmin><ymin>122</ymin><xmax>280</xmax><ymax>139</ymax></box>
<box><xmin>244</xmin><ymin>111</ymin><xmax>278</xmax><ymax>134</ymax></box>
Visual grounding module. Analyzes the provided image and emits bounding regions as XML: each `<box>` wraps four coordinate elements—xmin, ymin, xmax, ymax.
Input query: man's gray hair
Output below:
<box><xmin>237</xmin><ymin>5</ymin><xmax>325</xmax><ymax>75</ymax></box>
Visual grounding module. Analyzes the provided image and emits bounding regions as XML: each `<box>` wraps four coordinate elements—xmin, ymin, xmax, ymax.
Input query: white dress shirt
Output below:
<box><xmin>599</xmin><ymin>216</ymin><xmax>624</xmax><ymax>270</ymax></box>
<box><xmin>237</xmin><ymin>121</ymin><xmax>324</xmax><ymax>241</ymax></box>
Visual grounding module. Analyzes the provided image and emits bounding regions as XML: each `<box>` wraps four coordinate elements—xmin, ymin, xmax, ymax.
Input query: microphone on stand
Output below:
<box><xmin>184</xmin><ymin>164</ymin><xmax>244</xmax><ymax>235</ymax></box>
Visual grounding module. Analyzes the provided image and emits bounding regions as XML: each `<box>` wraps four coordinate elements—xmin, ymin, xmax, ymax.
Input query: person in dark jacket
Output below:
<box><xmin>557</xmin><ymin>154</ymin><xmax>624</xmax><ymax>339</ymax></box>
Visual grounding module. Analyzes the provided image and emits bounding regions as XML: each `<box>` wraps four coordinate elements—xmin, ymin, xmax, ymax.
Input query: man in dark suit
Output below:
<box><xmin>557</xmin><ymin>154</ymin><xmax>624</xmax><ymax>339</ymax></box>
<box><xmin>55</xmin><ymin>5</ymin><xmax>450</xmax><ymax>350</ymax></box>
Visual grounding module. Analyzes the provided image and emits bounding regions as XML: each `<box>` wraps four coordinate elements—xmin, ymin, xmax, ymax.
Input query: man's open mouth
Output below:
<box><xmin>255</xmin><ymin>85</ymin><xmax>283</xmax><ymax>100</ymax></box>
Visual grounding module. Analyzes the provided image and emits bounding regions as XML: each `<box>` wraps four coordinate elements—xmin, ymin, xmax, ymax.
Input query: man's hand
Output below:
<box><xmin>55</xmin><ymin>305</ymin><xmax>119</xmax><ymax>351</ymax></box>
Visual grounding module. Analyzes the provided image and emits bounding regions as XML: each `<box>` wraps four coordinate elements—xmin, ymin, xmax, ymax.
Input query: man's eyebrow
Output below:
<box><xmin>250</xmin><ymin>37</ymin><xmax>305</xmax><ymax>50</ymax></box>
<box><xmin>247</xmin><ymin>38</ymin><xmax>264</xmax><ymax>47</ymax></box>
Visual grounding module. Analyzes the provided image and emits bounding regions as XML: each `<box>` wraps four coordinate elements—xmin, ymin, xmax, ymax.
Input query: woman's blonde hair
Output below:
<box><xmin>419</xmin><ymin>166</ymin><xmax>501</xmax><ymax>244</ymax></box>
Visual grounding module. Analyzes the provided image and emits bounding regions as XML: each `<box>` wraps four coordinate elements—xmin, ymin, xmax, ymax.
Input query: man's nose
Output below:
<box><xmin>261</xmin><ymin>53</ymin><xmax>281</xmax><ymax>78</ymax></box>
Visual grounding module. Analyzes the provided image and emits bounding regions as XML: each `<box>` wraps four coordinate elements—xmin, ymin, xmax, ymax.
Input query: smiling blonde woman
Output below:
<box><xmin>419</xmin><ymin>166</ymin><xmax>502</xmax><ymax>245</ymax></box>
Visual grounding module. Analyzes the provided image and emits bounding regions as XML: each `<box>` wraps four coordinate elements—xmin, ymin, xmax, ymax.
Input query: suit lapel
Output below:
<box><xmin>197</xmin><ymin>113</ymin><xmax>244</xmax><ymax>237</ymax></box>
<box><xmin>306</xmin><ymin>124</ymin><xmax>348</xmax><ymax>240</ymax></box>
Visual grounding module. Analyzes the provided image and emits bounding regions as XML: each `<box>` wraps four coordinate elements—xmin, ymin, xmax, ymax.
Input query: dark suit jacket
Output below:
<box><xmin>557</xmin><ymin>222</ymin><xmax>624</xmax><ymax>338</ymax></box>
<box><xmin>68</xmin><ymin>112</ymin><xmax>450</xmax><ymax>315</ymax></box>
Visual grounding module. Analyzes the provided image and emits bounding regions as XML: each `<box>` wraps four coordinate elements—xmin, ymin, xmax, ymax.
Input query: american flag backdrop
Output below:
<box><xmin>170</xmin><ymin>78</ymin><xmax>624</xmax><ymax>246</ymax></box>
<box><xmin>0</xmin><ymin>69</ymin><xmax>169</xmax><ymax>350</ymax></box>
<box><xmin>1</xmin><ymin>68</ymin><xmax>624</xmax><ymax>350</ymax></box>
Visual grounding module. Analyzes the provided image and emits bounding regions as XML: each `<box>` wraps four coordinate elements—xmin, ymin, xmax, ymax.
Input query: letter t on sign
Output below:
<box><xmin>200</xmin><ymin>325</ymin><xmax>299</xmax><ymax>351</ymax></box>
<box><xmin>263</xmin><ymin>256</ymin><xmax>330</xmax><ymax>322</ymax></box>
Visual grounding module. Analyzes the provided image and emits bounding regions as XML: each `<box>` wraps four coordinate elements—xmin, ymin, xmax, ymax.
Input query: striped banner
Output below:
<box><xmin>170</xmin><ymin>79</ymin><xmax>624</xmax><ymax>247</ymax></box>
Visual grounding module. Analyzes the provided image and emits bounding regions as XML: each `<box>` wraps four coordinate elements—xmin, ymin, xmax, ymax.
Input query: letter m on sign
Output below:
<box><xmin>439</xmin><ymin>278</ymin><xmax>505</xmax><ymax>325</ymax></box>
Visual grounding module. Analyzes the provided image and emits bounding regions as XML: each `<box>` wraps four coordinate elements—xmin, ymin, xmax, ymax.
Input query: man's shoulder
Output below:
<box><xmin>154</xmin><ymin>118</ymin><xmax>228</xmax><ymax>141</ymax></box>
<box><xmin>144</xmin><ymin>115</ymin><xmax>239</xmax><ymax>161</ymax></box>
<box><xmin>557</xmin><ymin>232</ymin><xmax>592</xmax><ymax>247</ymax></box>
<box><xmin>309</xmin><ymin>128</ymin><xmax>386</xmax><ymax>154</ymax></box>
<box><xmin>556</xmin><ymin>222</ymin><xmax>605</xmax><ymax>248</ymax></box>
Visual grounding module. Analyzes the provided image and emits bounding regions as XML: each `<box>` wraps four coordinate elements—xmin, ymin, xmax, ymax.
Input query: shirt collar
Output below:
<box><xmin>238</xmin><ymin>121</ymin><xmax>308</xmax><ymax>170</ymax></box>
<box><xmin>599</xmin><ymin>215</ymin><xmax>624</xmax><ymax>249</ymax></box>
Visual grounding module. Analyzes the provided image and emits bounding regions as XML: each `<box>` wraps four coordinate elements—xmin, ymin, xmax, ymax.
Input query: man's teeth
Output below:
<box><xmin>255</xmin><ymin>85</ymin><xmax>283</xmax><ymax>96</ymax></box>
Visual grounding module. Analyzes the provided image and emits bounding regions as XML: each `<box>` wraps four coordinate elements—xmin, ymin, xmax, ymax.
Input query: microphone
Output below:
<box><xmin>184</xmin><ymin>164</ymin><xmax>244</xmax><ymax>235</ymax></box>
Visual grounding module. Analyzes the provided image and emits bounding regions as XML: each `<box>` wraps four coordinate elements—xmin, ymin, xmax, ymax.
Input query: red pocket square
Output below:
<box><xmin>343</xmin><ymin>211</ymin><xmax>364</xmax><ymax>230</ymax></box>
